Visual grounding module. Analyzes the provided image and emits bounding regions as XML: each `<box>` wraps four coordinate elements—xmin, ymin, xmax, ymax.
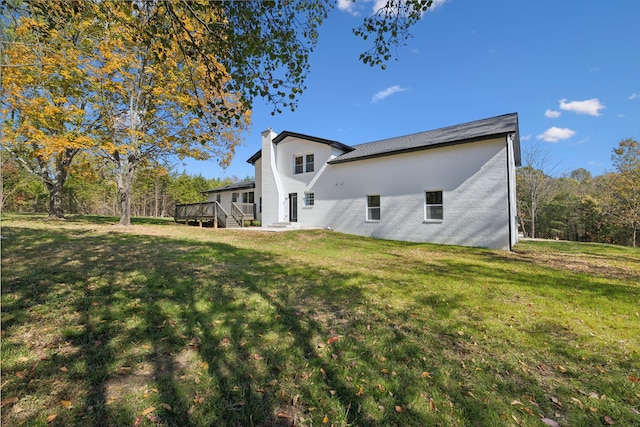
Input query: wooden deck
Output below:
<box><xmin>174</xmin><ymin>202</ymin><xmax>254</xmax><ymax>228</ymax></box>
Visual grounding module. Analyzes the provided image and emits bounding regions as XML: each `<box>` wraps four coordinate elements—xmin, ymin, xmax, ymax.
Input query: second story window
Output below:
<box><xmin>294</xmin><ymin>153</ymin><xmax>314</xmax><ymax>174</ymax></box>
<box><xmin>294</xmin><ymin>156</ymin><xmax>304</xmax><ymax>174</ymax></box>
<box><xmin>305</xmin><ymin>154</ymin><xmax>314</xmax><ymax>172</ymax></box>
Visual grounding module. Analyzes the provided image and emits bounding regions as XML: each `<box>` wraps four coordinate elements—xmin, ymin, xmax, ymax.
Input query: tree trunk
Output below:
<box><xmin>46</xmin><ymin>179</ymin><xmax>65</xmax><ymax>219</ymax></box>
<box><xmin>115</xmin><ymin>154</ymin><xmax>136</xmax><ymax>226</ymax></box>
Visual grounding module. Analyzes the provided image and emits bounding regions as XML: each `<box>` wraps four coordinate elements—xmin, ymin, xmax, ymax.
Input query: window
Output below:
<box><xmin>242</xmin><ymin>191</ymin><xmax>254</xmax><ymax>204</ymax></box>
<box><xmin>305</xmin><ymin>154</ymin><xmax>314</xmax><ymax>172</ymax></box>
<box><xmin>216</xmin><ymin>194</ymin><xmax>221</xmax><ymax>203</ymax></box>
<box><xmin>304</xmin><ymin>192</ymin><xmax>315</xmax><ymax>206</ymax></box>
<box><xmin>232</xmin><ymin>192</ymin><xmax>238</xmax><ymax>203</ymax></box>
<box><xmin>294</xmin><ymin>156</ymin><xmax>304</xmax><ymax>174</ymax></box>
<box><xmin>425</xmin><ymin>191</ymin><xmax>443</xmax><ymax>220</ymax></box>
<box><xmin>367</xmin><ymin>195</ymin><xmax>380</xmax><ymax>221</ymax></box>
<box><xmin>294</xmin><ymin>153</ymin><xmax>314</xmax><ymax>174</ymax></box>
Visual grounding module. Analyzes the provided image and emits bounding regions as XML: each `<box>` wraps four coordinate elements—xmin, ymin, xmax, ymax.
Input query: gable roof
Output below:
<box><xmin>246</xmin><ymin>113</ymin><xmax>520</xmax><ymax>167</ymax></box>
<box><xmin>329</xmin><ymin>113</ymin><xmax>520</xmax><ymax>166</ymax></box>
<box><xmin>246</xmin><ymin>131</ymin><xmax>354</xmax><ymax>165</ymax></box>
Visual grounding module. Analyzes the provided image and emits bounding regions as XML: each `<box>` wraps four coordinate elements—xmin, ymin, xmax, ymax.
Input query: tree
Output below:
<box><xmin>516</xmin><ymin>141</ymin><xmax>559</xmax><ymax>238</ymax></box>
<box><xmin>1</xmin><ymin>3</ymin><xmax>99</xmax><ymax>218</ymax></box>
<box><xmin>87</xmin><ymin>3</ymin><xmax>250</xmax><ymax>225</ymax></box>
<box><xmin>607</xmin><ymin>138</ymin><xmax>640</xmax><ymax>246</ymax></box>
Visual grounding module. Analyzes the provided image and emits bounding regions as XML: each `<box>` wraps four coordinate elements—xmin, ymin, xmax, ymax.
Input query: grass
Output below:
<box><xmin>1</xmin><ymin>213</ymin><xmax>638</xmax><ymax>427</ymax></box>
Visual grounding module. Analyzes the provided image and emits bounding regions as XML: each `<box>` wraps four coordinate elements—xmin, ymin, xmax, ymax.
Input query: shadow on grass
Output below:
<box><xmin>1</xmin><ymin>225</ymin><xmax>639</xmax><ymax>426</ymax></box>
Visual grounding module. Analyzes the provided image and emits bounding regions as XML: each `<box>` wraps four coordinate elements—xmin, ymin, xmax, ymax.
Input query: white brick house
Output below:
<box><xmin>205</xmin><ymin>113</ymin><xmax>521</xmax><ymax>250</ymax></box>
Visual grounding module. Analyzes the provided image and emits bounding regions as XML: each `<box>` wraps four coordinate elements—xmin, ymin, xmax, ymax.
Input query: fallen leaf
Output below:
<box><xmin>61</xmin><ymin>400</ymin><xmax>73</xmax><ymax>409</ymax></box>
<box><xmin>161</xmin><ymin>403</ymin><xmax>172</xmax><ymax>411</ymax></box>
<box><xmin>628</xmin><ymin>376</ymin><xmax>640</xmax><ymax>382</ymax></box>
<box><xmin>277</xmin><ymin>412</ymin><xmax>292</xmax><ymax>419</ymax></box>
<box><xmin>520</xmin><ymin>406</ymin><xmax>534</xmax><ymax>416</ymax></box>
<box><xmin>59</xmin><ymin>367</ymin><xmax>68</xmax><ymax>373</ymax></box>
<box><xmin>356</xmin><ymin>385</ymin><xmax>364</xmax><ymax>396</ymax></box>
<box><xmin>589</xmin><ymin>407</ymin><xmax>598</xmax><ymax>413</ymax></box>
<box><xmin>141</xmin><ymin>406</ymin><xmax>155</xmax><ymax>416</ymax></box>
<box><xmin>46</xmin><ymin>414</ymin><xmax>57</xmax><ymax>423</ymax></box>
<box><xmin>394</xmin><ymin>405</ymin><xmax>405</xmax><ymax>412</ymax></box>
<box><xmin>603</xmin><ymin>415</ymin><xmax>614</xmax><ymax>425</ymax></box>
<box><xmin>571</xmin><ymin>397</ymin><xmax>583</xmax><ymax>408</ymax></box>
<box><xmin>541</xmin><ymin>418</ymin><xmax>560</xmax><ymax>427</ymax></box>
<box><xmin>421</xmin><ymin>371</ymin><xmax>432</xmax><ymax>378</ymax></box>
<box><xmin>322</xmin><ymin>414</ymin><xmax>329</xmax><ymax>423</ymax></box>
<box><xmin>556</xmin><ymin>365</ymin><xmax>567</xmax><ymax>373</ymax></box>
<box><xmin>327</xmin><ymin>336</ymin><xmax>339</xmax><ymax>345</ymax></box>
<box><xmin>16</xmin><ymin>372</ymin><xmax>25</xmax><ymax>379</ymax></box>
<box><xmin>510</xmin><ymin>400</ymin><xmax>523</xmax><ymax>406</ymax></box>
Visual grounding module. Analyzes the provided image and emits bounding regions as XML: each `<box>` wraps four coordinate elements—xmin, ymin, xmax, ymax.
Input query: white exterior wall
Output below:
<box><xmin>273</xmin><ymin>137</ymin><xmax>335</xmax><ymax>225</ymax></box>
<box><xmin>256</xmin><ymin>132</ymin><xmax>516</xmax><ymax>250</ymax></box>
<box><xmin>262</xmin><ymin>136</ymin><xmax>513</xmax><ymax>249</ymax></box>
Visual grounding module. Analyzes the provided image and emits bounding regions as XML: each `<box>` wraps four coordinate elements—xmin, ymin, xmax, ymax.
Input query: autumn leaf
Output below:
<box><xmin>541</xmin><ymin>418</ymin><xmax>560</xmax><ymax>427</ymax></box>
<box><xmin>394</xmin><ymin>405</ymin><xmax>405</xmax><ymax>412</ymax></box>
<box><xmin>322</xmin><ymin>414</ymin><xmax>329</xmax><ymax>423</ymax></box>
<box><xmin>161</xmin><ymin>403</ymin><xmax>172</xmax><ymax>411</ymax></box>
<box><xmin>141</xmin><ymin>406</ymin><xmax>155</xmax><ymax>416</ymax></box>
<box><xmin>327</xmin><ymin>336</ymin><xmax>339</xmax><ymax>344</ymax></box>
<box><xmin>61</xmin><ymin>400</ymin><xmax>73</xmax><ymax>409</ymax></box>
<box><xmin>603</xmin><ymin>415</ymin><xmax>614</xmax><ymax>425</ymax></box>
<box><xmin>2</xmin><ymin>396</ymin><xmax>19</xmax><ymax>406</ymax></box>
<box><xmin>46</xmin><ymin>414</ymin><xmax>57</xmax><ymax>423</ymax></box>
<box><xmin>421</xmin><ymin>371</ymin><xmax>432</xmax><ymax>378</ymax></box>
<box><xmin>356</xmin><ymin>385</ymin><xmax>364</xmax><ymax>396</ymax></box>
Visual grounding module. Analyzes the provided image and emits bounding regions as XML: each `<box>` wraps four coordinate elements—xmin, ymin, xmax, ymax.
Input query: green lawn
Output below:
<box><xmin>1</xmin><ymin>214</ymin><xmax>638</xmax><ymax>426</ymax></box>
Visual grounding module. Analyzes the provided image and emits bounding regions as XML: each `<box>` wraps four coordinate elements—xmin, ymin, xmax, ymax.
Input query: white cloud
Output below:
<box><xmin>371</xmin><ymin>85</ymin><xmax>408</xmax><ymax>103</ymax></box>
<box><xmin>371</xmin><ymin>0</ymin><xmax>448</xmax><ymax>15</ymax></box>
<box><xmin>629</xmin><ymin>93</ymin><xmax>639</xmax><ymax>100</ymax></box>
<box><xmin>520</xmin><ymin>134</ymin><xmax>532</xmax><ymax>141</ymax></box>
<box><xmin>545</xmin><ymin>109</ymin><xmax>561</xmax><ymax>118</ymax></box>
<box><xmin>537</xmin><ymin>127</ymin><xmax>576</xmax><ymax>143</ymax></box>
<box><xmin>559</xmin><ymin>98</ymin><xmax>605</xmax><ymax>116</ymax></box>
<box><xmin>337</xmin><ymin>0</ymin><xmax>359</xmax><ymax>16</ymax></box>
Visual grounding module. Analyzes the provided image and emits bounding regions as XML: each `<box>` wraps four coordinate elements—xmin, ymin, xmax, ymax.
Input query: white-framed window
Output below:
<box><xmin>232</xmin><ymin>192</ymin><xmax>239</xmax><ymax>203</ymax></box>
<box><xmin>304</xmin><ymin>192</ymin><xmax>315</xmax><ymax>206</ymax></box>
<box><xmin>294</xmin><ymin>153</ymin><xmax>314</xmax><ymax>174</ymax></box>
<box><xmin>305</xmin><ymin>154</ymin><xmax>314</xmax><ymax>172</ymax></box>
<box><xmin>367</xmin><ymin>195</ymin><xmax>381</xmax><ymax>221</ymax></box>
<box><xmin>425</xmin><ymin>190</ymin><xmax>443</xmax><ymax>220</ymax></box>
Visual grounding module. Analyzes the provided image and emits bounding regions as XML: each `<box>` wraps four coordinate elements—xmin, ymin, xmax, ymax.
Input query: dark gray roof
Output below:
<box><xmin>201</xmin><ymin>180</ymin><xmax>255</xmax><ymax>194</ymax></box>
<box><xmin>246</xmin><ymin>131</ymin><xmax>354</xmax><ymax>164</ymax></box>
<box><xmin>329</xmin><ymin>113</ymin><xmax>520</xmax><ymax>166</ymax></box>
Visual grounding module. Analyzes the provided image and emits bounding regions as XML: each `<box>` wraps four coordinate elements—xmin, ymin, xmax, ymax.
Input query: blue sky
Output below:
<box><xmin>182</xmin><ymin>0</ymin><xmax>640</xmax><ymax>181</ymax></box>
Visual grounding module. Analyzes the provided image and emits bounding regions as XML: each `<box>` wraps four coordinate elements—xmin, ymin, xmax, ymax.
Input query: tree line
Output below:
<box><xmin>517</xmin><ymin>138</ymin><xmax>639</xmax><ymax>247</ymax></box>
<box><xmin>1</xmin><ymin>149</ymin><xmax>245</xmax><ymax>219</ymax></box>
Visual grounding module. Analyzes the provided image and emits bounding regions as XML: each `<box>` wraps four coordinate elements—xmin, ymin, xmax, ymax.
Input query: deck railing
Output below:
<box><xmin>175</xmin><ymin>201</ymin><xmax>254</xmax><ymax>227</ymax></box>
